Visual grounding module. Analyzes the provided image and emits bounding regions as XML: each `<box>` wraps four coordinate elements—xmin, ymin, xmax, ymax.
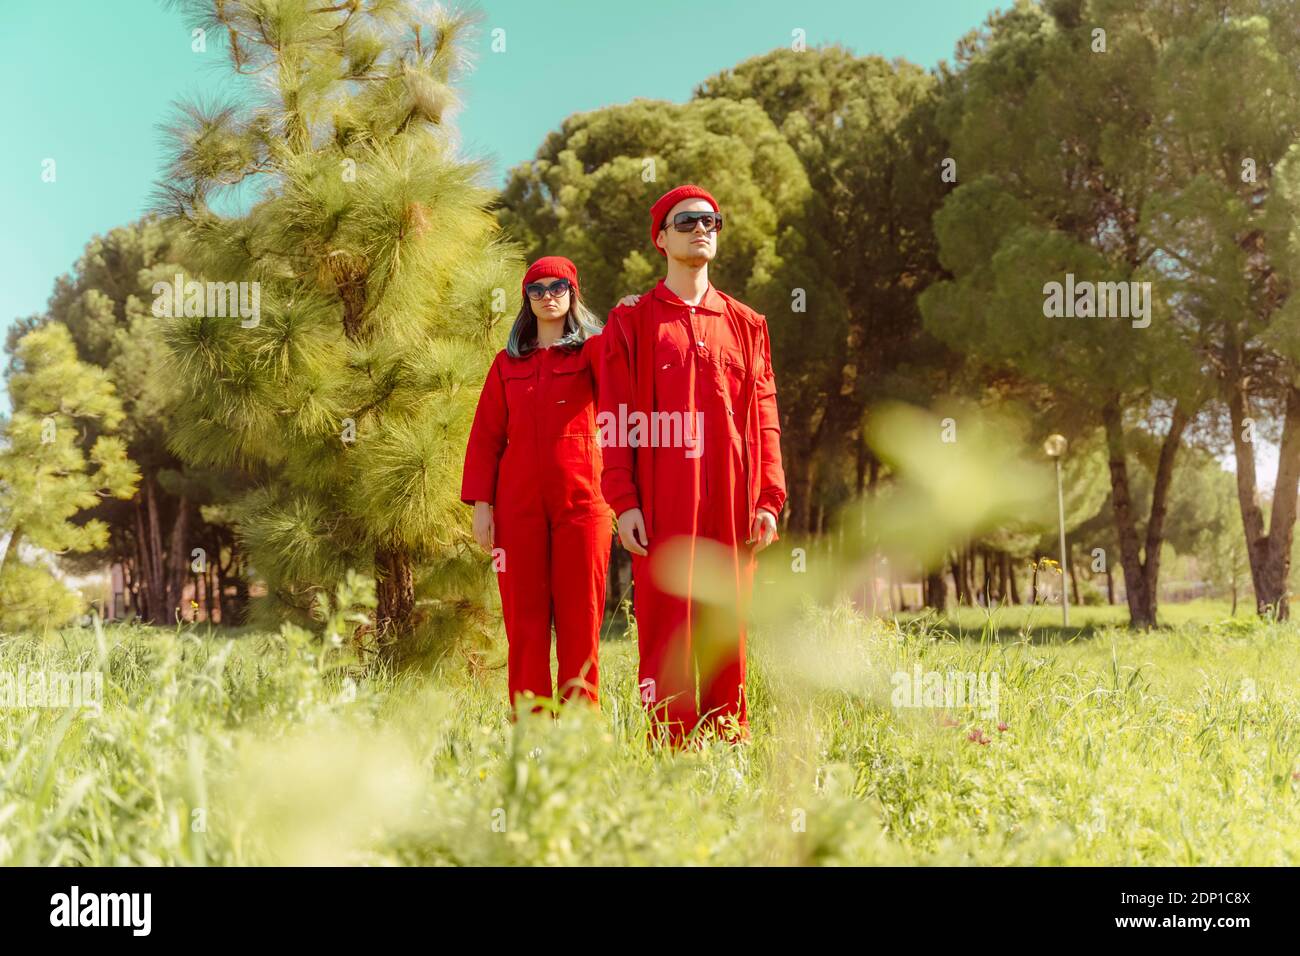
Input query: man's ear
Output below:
<box><xmin>655</xmin><ymin>229</ymin><xmax>666</xmax><ymax>253</ymax></box>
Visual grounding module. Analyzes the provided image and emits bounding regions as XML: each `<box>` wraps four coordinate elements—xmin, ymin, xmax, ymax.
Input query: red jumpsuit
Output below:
<box><xmin>461</xmin><ymin>336</ymin><xmax>612</xmax><ymax>709</ymax></box>
<box><xmin>599</xmin><ymin>280</ymin><xmax>786</xmax><ymax>745</ymax></box>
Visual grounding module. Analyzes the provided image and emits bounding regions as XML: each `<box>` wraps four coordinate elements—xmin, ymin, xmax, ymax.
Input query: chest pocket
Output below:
<box><xmin>655</xmin><ymin>341</ymin><xmax>685</xmax><ymax>372</ymax></box>
<box><xmin>718</xmin><ymin>346</ymin><xmax>752</xmax><ymax>416</ymax></box>
<box><xmin>501</xmin><ymin>363</ymin><xmax>536</xmax><ymax>436</ymax></box>
<box><xmin>549</xmin><ymin>351</ymin><xmax>595</xmax><ymax>437</ymax></box>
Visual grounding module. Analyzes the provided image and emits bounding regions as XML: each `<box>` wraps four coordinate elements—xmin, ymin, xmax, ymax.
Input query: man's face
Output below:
<box><xmin>656</xmin><ymin>198</ymin><xmax>720</xmax><ymax>266</ymax></box>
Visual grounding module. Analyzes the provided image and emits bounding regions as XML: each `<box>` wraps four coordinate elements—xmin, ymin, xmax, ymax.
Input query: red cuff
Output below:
<box><xmin>460</xmin><ymin>481</ymin><xmax>495</xmax><ymax>507</ymax></box>
<box><xmin>609</xmin><ymin>493</ymin><xmax>641</xmax><ymax>518</ymax></box>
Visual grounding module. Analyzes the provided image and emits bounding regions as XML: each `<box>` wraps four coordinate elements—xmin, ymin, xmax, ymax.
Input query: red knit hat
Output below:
<box><xmin>522</xmin><ymin>256</ymin><xmax>579</xmax><ymax>298</ymax></box>
<box><xmin>649</xmin><ymin>185</ymin><xmax>719</xmax><ymax>256</ymax></box>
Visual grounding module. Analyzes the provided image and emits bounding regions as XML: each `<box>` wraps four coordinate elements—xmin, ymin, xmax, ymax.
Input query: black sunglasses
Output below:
<box><xmin>525</xmin><ymin>278</ymin><xmax>573</xmax><ymax>300</ymax></box>
<box><xmin>662</xmin><ymin>210</ymin><xmax>724</xmax><ymax>234</ymax></box>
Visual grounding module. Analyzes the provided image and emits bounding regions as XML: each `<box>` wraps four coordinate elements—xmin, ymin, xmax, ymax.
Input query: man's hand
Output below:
<box><xmin>749</xmin><ymin>507</ymin><xmax>777</xmax><ymax>553</ymax></box>
<box><xmin>617</xmin><ymin>293</ymin><xmax>642</xmax><ymax>308</ymax></box>
<box><xmin>617</xmin><ymin>507</ymin><xmax>649</xmax><ymax>556</ymax></box>
<box><xmin>472</xmin><ymin>501</ymin><xmax>495</xmax><ymax>551</ymax></box>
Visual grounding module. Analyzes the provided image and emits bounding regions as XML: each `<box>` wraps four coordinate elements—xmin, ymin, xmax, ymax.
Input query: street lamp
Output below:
<box><xmin>1044</xmin><ymin>434</ymin><xmax>1069</xmax><ymax>627</ymax></box>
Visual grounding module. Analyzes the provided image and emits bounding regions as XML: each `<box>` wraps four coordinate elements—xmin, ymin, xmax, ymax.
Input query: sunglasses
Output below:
<box><xmin>525</xmin><ymin>278</ymin><xmax>573</xmax><ymax>300</ymax></box>
<box><xmin>663</xmin><ymin>210</ymin><xmax>724</xmax><ymax>234</ymax></box>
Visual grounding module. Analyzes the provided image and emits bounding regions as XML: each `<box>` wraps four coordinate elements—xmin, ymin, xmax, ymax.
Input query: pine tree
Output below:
<box><xmin>40</xmin><ymin>218</ymin><xmax>253</xmax><ymax>624</ymax></box>
<box><xmin>0</xmin><ymin>324</ymin><xmax>140</xmax><ymax>629</ymax></box>
<box><xmin>157</xmin><ymin>0</ymin><xmax>518</xmax><ymax>647</ymax></box>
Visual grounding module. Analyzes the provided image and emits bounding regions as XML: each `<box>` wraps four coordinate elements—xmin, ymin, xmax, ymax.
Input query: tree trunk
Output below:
<box><xmin>923</xmin><ymin>567</ymin><xmax>946</xmax><ymax>611</ymax></box>
<box><xmin>147</xmin><ymin>477</ymin><xmax>166</xmax><ymax>610</ymax></box>
<box><xmin>121</xmin><ymin>557</ymin><xmax>135</xmax><ymax>617</ymax></box>
<box><xmin>1007</xmin><ymin>553</ymin><xmax>1020</xmax><ymax>605</ymax></box>
<box><xmin>1228</xmin><ymin>381</ymin><xmax>1300</xmax><ymax>619</ymax></box>
<box><xmin>143</xmin><ymin>477</ymin><xmax>170</xmax><ymax>624</ymax></box>
<box><xmin>134</xmin><ymin>498</ymin><xmax>158</xmax><ymax>622</ymax></box>
<box><xmin>854</xmin><ymin>430</ymin><xmax>868</xmax><ymax>496</ymax></box>
<box><xmin>165</xmin><ymin>495</ymin><xmax>191</xmax><ymax>621</ymax></box>
<box><xmin>790</xmin><ymin>440</ymin><xmax>820</xmax><ymax>536</ymax></box>
<box><xmin>1069</xmin><ymin>545</ymin><xmax>1081</xmax><ymax>606</ymax></box>
<box><xmin>375</xmin><ymin>545</ymin><xmax>416</xmax><ymax>637</ymax></box>
<box><xmin>1101</xmin><ymin>399</ymin><xmax>1188</xmax><ymax>629</ymax></box>
<box><xmin>207</xmin><ymin>529</ymin><xmax>221</xmax><ymax>623</ymax></box>
<box><xmin>232</xmin><ymin>555</ymin><xmax>250</xmax><ymax>621</ymax></box>
<box><xmin>205</xmin><ymin>557</ymin><xmax>216</xmax><ymax>622</ymax></box>
<box><xmin>963</xmin><ymin>546</ymin><xmax>973</xmax><ymax>603</ymax></box>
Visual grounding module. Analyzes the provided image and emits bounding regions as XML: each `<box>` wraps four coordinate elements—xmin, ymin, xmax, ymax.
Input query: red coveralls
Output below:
<box><xmin>461</xmin><ymin>336</ymin><xmax>612</xmax><ymax>709</ymax></box>
<box><xmin>599</xmin><ymin>280</ymin><xmax>786</xmax><ymax>745</ymax></box>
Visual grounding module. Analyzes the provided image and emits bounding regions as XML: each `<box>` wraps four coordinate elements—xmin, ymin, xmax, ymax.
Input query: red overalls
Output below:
<box><xmin>599</xmin><ymin>281</ymin><xmax>786</xmax><ymax>745</ymax></box>
<box><xmin>461</xmin><ymin>336</ymin><xmax>612</xmax><ymax>709</ymax></box>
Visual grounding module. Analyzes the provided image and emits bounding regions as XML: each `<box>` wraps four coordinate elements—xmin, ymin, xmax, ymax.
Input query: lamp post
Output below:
<box><xmin>1044</xmin><ymin>434</ymin><xmax>1069</xmax><ymax>627</ymax></box>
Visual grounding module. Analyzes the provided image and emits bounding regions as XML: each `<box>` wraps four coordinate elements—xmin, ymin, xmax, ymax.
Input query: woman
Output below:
<box><xmin>461</xmin><ymin>256</ymin><xmax>613</xmax><ymax>711</ymax></box>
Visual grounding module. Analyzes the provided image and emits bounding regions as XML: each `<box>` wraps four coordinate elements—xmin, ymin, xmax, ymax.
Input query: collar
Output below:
<box><xmin>651</xmin><ymin>278</ymin><xmax>726</xmax><ymax>314</ymax></box>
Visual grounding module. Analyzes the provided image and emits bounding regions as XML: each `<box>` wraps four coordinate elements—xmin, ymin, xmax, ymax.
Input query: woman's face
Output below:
<box><xmin>528</xmin><ymin>276</ymin><xmax>571</xmax><ymax>322</ymax></box>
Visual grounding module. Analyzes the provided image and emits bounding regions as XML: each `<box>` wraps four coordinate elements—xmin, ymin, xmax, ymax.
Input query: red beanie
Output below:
<box><xmin>522</xmin><ymin>256</ymin><xmax>579</xmax><ymax>298</ymax></box>
<box><xmin>649</xmin><ymin>185</ymin><xmax>719</xmax><ymax>257</ymax></box>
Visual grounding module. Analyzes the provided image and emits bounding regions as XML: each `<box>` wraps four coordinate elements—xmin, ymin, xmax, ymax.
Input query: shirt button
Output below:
<box><xmin>696</xmin><ymin>340</ymin><xmax>705</xmax><ymax>347</ymax></box>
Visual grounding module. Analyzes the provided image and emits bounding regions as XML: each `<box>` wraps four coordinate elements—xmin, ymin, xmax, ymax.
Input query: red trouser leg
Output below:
<box><xmin>690</xmin><ymin>466</ymin><xmax>752</xmax><ymax>743</ymax></box>
<box><xmin>495</xmin><ymin>510</ymin><xmax>553</xmax><ymax>712</ymax></box>
<box><xmin>697</xmin><ymin>546</ymin><xmax>751</xmax><ymax>741</ymax></box>
<box><xmin>694</xmin><ymin>432</ymin><xmax>754</xmax><ymax>743</ymax></box>
<box><xmin>551</xmin><ymin>513</ymin><xmax>612</xmax><ymax>705</ymax></box>
<box><xmin>633</xmin><ymin>536</ymin><xmax>699</xmax><ymax>746</ymax></box>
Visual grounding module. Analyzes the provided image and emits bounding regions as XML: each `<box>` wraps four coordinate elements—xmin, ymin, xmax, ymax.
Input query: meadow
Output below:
<box><xmin>1</xmin><ymin>601</ymin><xmax>1297</xmax><ymax>866</ymax></box>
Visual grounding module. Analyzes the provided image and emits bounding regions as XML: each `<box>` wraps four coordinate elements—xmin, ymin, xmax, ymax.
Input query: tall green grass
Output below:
<box><xmin>1</xmin><ymin>605</ymin><xmax>1297</xmax><ymax>865</ymax></box>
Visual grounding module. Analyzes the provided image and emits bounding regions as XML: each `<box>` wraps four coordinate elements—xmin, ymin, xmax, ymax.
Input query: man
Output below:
<box><xmin>599</xmin><ymin>184</ymin><xmax>786</xmax><ymax>746</ymax></box>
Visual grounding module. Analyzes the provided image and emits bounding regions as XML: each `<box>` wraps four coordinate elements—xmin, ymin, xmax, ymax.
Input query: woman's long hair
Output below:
<box><xmin>505</xmin><ymin>287</ymin><xmax>603</xmax><ymax>358</ymax></box>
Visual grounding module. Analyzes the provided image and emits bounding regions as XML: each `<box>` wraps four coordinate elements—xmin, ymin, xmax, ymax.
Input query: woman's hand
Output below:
<box><xmin>472</xmin><ymin>501</ymin><xmax>495</xmax><ymax>551</ymax></box>
<box><xmin>617</xmin><ymin>293</ymin><xmax>641</xmax><ymax>308</ymax></box>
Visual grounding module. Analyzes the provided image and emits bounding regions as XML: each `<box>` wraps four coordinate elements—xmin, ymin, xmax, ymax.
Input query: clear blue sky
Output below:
<box><xmin>0</xmin><ymin>0</ymin><xmax>1003</xmax><ymax>379</ymax></box>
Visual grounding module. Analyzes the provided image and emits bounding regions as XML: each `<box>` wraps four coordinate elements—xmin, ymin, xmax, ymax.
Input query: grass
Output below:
<box><xmin>908</xmin><ymin>599</ymin><xmax>1246</xmax><ymax>643</ymax></box>
<box><xmin>927</xmin><ymin>597</ymin><xmax>1237</xmax><ymax>626</ymax></box>
<box><xmin>1</xmin><ymin>602</ymin><xmax>1298</xmax><ymax>865</ymax></box>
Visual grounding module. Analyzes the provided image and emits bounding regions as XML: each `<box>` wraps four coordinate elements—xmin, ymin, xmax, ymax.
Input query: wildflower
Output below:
<box><xmin>997</xmin><ymin>722</ymin><xmax>1009</xmax><ymax>733</ymax></box>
